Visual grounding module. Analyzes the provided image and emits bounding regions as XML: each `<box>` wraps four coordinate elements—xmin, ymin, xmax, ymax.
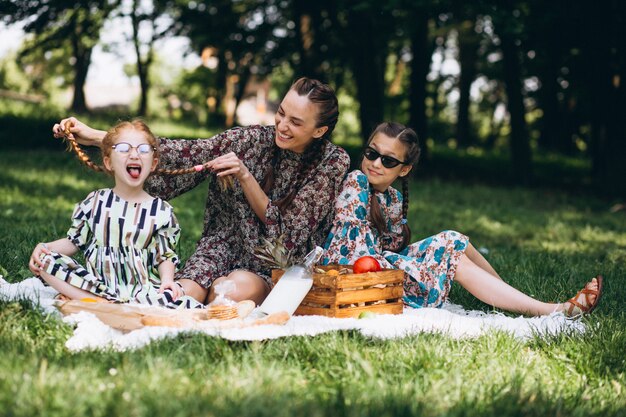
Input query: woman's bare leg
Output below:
<box><xmin>207</xmin><ymin>270</ymin><xmax>270</xmax><ymax>305</ymax></box>
<box><xmin>465</xmin><ymin>243</ymin><xmax>502</xmax><ymax>280</ymax></box>
<box><xmin>454</xmin><ymin>254</ymin><xmax>559</xmax><ymax>315</ymax></box>
<box><xmin>178</xmin><ymin>278</ymin><xmax>209</xmax><ymax>303</ymax></box>
<box><xmin>39</xmin><ymin>271</ymin><xmax>107</xmax><ymax>301</ymax></box>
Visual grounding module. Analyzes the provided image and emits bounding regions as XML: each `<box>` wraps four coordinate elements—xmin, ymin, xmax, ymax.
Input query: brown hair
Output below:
<box><xmin>366</xmin><ymin>122</ymin><xmax>421</xmax><ymax>252</ymax></box>
<box><xmin>260</xmin><ymin>77</ymin><xmax>340</xmax><ymax>213</ymax></box>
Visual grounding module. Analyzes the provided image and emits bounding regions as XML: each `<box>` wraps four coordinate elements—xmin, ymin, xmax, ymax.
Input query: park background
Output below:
<box><xmin>1</xmin><ymin>1</ymin><xmax>625</xmax><ymax>416</ymax></box>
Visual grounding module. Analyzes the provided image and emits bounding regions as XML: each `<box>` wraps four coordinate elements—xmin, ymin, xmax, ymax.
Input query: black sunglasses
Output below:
<box><xmin>363</xmin><ymin>147</ymin><xmax>408</xmax><ymax>168</ymax></box>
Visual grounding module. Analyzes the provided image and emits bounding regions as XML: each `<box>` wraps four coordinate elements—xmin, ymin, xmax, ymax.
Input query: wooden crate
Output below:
<box><xmin>271</xmin><ymin>264</ymin><xmax>405</xmax><ymax>318</ymax></box>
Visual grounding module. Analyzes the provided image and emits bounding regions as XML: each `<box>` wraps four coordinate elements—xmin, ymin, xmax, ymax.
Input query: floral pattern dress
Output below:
<box><xmin>145</xmin><ymin>125</ymin><xmax>350</xmax><ymax>288</ymax></box>
<box><xmin>42</xmin><ymin>189</ymin><xmax>202</xmax><ymax>308</ymax></box>
<box><xmin>322</xmin><ymin>170</ymin><xmax>469</xmax><ymax>308</ymax></box>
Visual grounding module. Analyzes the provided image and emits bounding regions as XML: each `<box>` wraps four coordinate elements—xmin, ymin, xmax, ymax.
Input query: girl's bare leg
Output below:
<box><xmin>454</xmin><ymin>254</ymin><xmax>559</xmax><ymax>315</ymax></box>
<box><xmin>39</xmin><ymin>271</ymin><xmax>107</xmax><ymax>301</ymax></box>
<box><xmin>207</xmin><ymin>270</ymin><xmax>270</xmax><ymax>305</ymax></box>
<box><xmin>465</xmin><ymin>243</ymin><xmax>502</xmax><ymax>280</ymax></box>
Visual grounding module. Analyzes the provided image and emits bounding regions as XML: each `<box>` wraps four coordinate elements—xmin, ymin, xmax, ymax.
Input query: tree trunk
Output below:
<box><xmin>131</xmin><ymin>1</ymin><xmax>151</xmax><ymax>117</ymax></box>
<box><xmin>588</xmin><ymin>4</ymin><xmax>626</xmax><ymax>197</ymax></box>
<box><xmin>536</xmin><ymin>40</ymin><xmax>576</xmax><ymax>154</ymax></box>
<box><xmin>408</xmin><ymin>12</ymin><xmax>431</xmax><ymax>161</ymax></box>
<box><xmin>208</xmin><ymin>49</ymin><xmax>228</xmax><ymax>126</ymax></box>
<box><xmin>536</xmin><ymin>68</ymin><xmax>560</xmax><ymax>151</ymax></box>
<box><xmin>456</xmin><ymin>20</ymin><xmax>478</xmax><ymax>148</ymax></box>
<box><xmin>234</xmin><ymin>66</ymin><xmax>252</xmax><ymax>118</ymax></box>
<box><xmin>70</xmin><ymin>34</ymin><xmax>91</xmax><ymax>114</ymax></box>
<box><xmin>293</xmin><ymin>0</ymin><xmax>328</xmax><ymax>81</ymax></box>
<box><xmin>347</xmin><ymin>10</ymin><xmax>386</xmax><ymax>142</ymax></box>
<box><xmin>500</xmin><ymin>31</ymin><xmax>532</xmax><ymax>185</ymax></box>
<box><xmin>133</xmin><ymin>35</ymin><xmax>151</xmax><ymax>117</ymax></box>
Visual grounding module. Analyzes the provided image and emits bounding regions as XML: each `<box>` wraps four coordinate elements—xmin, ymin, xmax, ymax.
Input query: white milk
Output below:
<box><xmin>259</xmin><ymin>266</ymin><xmax>313</xmax><ymax>316</ymax></box>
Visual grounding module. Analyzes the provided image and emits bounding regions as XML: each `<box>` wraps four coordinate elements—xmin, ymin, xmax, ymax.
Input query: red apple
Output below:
<box><xmin>352</xmin><ymin>256</ymin><xmax>382</xmax><ymax>274</ymax></box>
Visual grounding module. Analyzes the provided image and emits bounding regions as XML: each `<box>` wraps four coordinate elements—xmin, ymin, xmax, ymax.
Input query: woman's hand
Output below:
<box><xmin>29</xmin><ymin>242</ymin><xmax>51</xmax><ymax>276</ymax></box>
<box><xmin>206</xmin><ymin>152</ymin><xmax>270</xmax><ymax>222</ymax></box>
<box><xmin>159</xmin><ymin>279</ymin><xmax>183</xmax><ymax>300</ymax></box>
<box><xmin>206</xmin><ymin>152</ymin><xmax>252</xmax><ymax>182</ymax></box>
<box><xmin>52</xmin><ymin>117</ymin><xmax>106</xmax><ymax>147</ymax></box>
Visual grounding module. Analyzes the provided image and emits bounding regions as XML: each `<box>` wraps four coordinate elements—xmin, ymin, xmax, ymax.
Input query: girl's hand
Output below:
<box><xmin>206</xmin><ymin>152</ymin><xmax>251</xmax><ymax>183</ymax></box>
<box><xmin>159</xmin><ymin>280</ymin><xmax>183</xmax><ymax>300</ymax></box>
<box><xmin>28</xmin><ymin>243</ymin><xmax>51</xmax><ymax>276</ymax></box>
<box><xmin>52</xmin><ymin>117</ymin><xmax>105</xmax><ymax>147</ymax></box>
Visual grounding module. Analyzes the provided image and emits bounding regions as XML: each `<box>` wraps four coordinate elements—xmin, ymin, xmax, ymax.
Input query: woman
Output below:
<box><xmin>53</xmin><ymin>78</ymin><xmax>350</xmax><ymax>305</ymax></box>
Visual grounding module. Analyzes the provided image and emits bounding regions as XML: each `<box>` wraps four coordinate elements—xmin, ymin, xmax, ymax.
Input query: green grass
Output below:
<box><xmin>1</xmin><ymin>149</ymin><xmax>625</xmax><ymax>416</ymax></box>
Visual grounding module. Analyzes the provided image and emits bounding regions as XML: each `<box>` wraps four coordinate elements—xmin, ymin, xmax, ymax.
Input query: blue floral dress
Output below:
<box><xmin>322</xmin><ymin>170</ymin><xmax>469</xmax><ymax>308</ymax></box>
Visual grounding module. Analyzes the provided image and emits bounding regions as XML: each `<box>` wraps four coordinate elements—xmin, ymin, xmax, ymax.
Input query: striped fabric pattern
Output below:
<box><xmin>43</xmin><ymin>189</ymin><xmax>202</xmax><ymax>308</ymax></box>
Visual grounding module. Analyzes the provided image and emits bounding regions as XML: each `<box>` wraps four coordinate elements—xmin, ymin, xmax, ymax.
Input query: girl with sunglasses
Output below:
<box><xmin>29</xmin><ymin>120</ymin><xmax>202</xmax><ymax>308</ymax></box>
<box><xmin>322</xmin><ymin>122</ymin><xmax>602</xmax><ymax>316</ymax></box>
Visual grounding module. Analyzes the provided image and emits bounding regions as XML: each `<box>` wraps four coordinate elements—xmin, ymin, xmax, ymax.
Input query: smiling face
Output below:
<box><xmin>103</xmin><ymin>128</ymin><xmax>158</xmax><ymax>194</ymax></box>
<box><xmin>274</xmin><ymin>89</ymin><xmax>329</xmax><ymax>154</ymax></box>
<box><xmin>361</xmin><ymin>132</ymin><xmax>413</xmax><ymax>192</ymax></box>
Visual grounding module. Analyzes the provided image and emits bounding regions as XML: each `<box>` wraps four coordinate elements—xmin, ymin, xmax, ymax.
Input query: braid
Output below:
<box><xmin>158</xmin><ymin>162</ymin><xmax>234</xmax><ymax>190</ymax></box>
<box><xmin>275</xmin><ymin>139</ymin><xmax>327</xmax><ymax>212</ymax></box>
<box><xmin>396</xmin><ymin>176</ymin><xmax>411</xmax><ymax>252</ymax></box>
<box><xmin>63</xmin><ymin>136</ymin><xmax>106</xmax><ymax>172</ymax></box>
<box><xmin>369</xmin><ymin>187</ymin><xmax>386</xmax><ymax>237</ymax></box>
<box><xmin>260</xmin><ymin>144</ymin><xmax>280</xmax><ymax>194</ymax></box>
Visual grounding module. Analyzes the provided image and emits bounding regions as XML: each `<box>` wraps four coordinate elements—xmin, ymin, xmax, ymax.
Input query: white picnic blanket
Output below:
<box><xmin>0</xmin><ymin>276</ymin><xmax>585</xmax><ymax>352</ymax></box>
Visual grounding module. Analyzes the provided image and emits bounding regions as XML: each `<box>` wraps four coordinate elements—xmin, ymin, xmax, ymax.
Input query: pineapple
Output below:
<box><xmin>253</xmin><ymin>234</ymin><xmax>294</xmax><ymax>269</ymax></box>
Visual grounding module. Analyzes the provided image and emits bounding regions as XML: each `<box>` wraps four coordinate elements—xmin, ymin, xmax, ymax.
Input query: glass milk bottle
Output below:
<box><xmin>259</xmin><ymin>247</ymin><xmax>323</xmax><ymax>316</ymax></box>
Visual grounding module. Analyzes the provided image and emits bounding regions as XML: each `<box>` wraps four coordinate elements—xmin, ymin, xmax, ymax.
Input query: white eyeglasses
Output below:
<box><xmin>111</xmin><ymin>142</ymin><xmax>155</xmax><ymax>155</ymax></box>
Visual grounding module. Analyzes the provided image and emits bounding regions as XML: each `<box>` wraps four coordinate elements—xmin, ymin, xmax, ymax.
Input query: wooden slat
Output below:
<box><xmin>322</xmin><ymin>271</ymin><xmax>403</xmax><ymax>289</ymax></box>
<box><xmin>333</xmin><ymin>302</ymin><xmax>403</xmax><ymax>318</ymax></box>
<box><xmin>272</xmin><ymin>267</ymin><xmax>404</xmax><ymax>289</ymax></box>
<box><xmin>295</xmin><ymin>301</ymin><xmax>403</xmax><ymax>318</ymax></box>
<box><xmin>334</xmin><ymin>286</ymin><xmax>404</xmax><ymax>304</ymax></box>
<box><xmin>295</xmin><ymin>305</ymin><xmax>337</xmax><ymax>317</ymax></box>
<box><xmin>301</xmin><ymin>291</ymin><xmax>336</xmax><ymax>305</ymax></box>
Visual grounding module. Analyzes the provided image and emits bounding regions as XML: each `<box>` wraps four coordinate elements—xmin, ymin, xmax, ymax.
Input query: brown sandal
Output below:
<box><xmin>564</xmin><ymin>275</ymin><xmax>604</xmax><ymax>317</ymax></box>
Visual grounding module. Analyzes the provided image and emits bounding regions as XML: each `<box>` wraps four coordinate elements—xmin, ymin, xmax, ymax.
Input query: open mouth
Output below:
<box><xmin>126</xmin><ymin>164</ymin><xmax>142</xmax><ymax>179</ymax></box>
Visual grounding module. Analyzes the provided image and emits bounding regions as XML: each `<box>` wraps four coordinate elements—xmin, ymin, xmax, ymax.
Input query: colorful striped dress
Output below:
<box><xmin>42</xmin><ymin>189</ymin><xmax>201</xmax><ymax>308</ymax></box>
<box><xmin>322</xmin><ymin>170</ymin><xmax>469</xmax><ymax>308</ymax></box>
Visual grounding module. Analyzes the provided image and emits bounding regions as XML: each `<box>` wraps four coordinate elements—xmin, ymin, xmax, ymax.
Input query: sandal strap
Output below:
<box><xmin>565</xmin><ymin>280</ymin><xmax>601</xmax><ymax>316</ymax></box>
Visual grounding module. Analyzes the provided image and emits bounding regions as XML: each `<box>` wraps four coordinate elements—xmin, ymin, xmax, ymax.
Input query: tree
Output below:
<box><xmin>454</xmin><ymin>18</ymin><xmax>480</xmax><ymax>148</ymax></box>
<box><xmin>1</xmin><ymin>0</ymin><xmax>120</xmax><ymax>113</ymax></box>
<box><xmin>583</xmin><ymin>1</ymin><xmax>626</xmax><ymax>197</ymax></box>
<box><xmin>492</xmin><ymin>5</ymin><xmax>532</xmax><ymax>185</ymax></box>
<box><xmin>175</xmin><ymin>0</ymin><xmax>286</xmax><ymax>126</ymax></box>
<box><xmin>125</xmin><ymin>0</ymin><xmax>182</xmax><ymax>116</ymax></box>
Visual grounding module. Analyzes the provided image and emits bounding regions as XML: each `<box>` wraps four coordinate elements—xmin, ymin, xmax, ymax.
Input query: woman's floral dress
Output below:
<box><xmin>42</xmin><ymin>189</ymin><xmax>202</xmax><ymax>308</ymax></box>
<box><xmin>145</xmin><ymin>125</ymin><xmax>350</xmax><ymax>288</ymax></box>
<box><xmin>322</xmin><ymin>170</ymin><xmax>469</xmax><ymax>308</ymax></box>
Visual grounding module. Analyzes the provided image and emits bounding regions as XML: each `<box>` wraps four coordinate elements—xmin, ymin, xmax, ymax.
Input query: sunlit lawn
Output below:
<box><xmin>1</xmin><ymin>149</ymin><xmax>625</xmax><ymax>416</ymax></box>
